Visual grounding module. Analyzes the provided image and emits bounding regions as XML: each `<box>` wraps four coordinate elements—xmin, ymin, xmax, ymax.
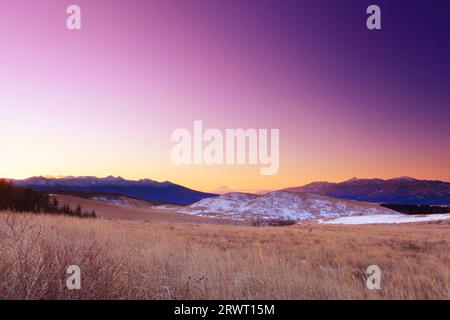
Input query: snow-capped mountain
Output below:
<box><xmin>284</xmin><ymin>177</ymin><xmax>450</xmax><ymax>205</ymax></box>
<box><xmin>11</xmin><ymin>176</ymin><xmax>217</xmax><ymax>205</ymax></box>
<box><xmin>181</xmin><ymin>191</ymin><xmax>395</xmax><ymax>221</ymax></box>
<box><xmin>14</xmin><ymin>175</ymin><xmax>168</xmax><ymax>187</ymax></box>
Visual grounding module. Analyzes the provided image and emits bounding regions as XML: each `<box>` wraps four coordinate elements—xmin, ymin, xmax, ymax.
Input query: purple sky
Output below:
<box><xmin>1</xmin><ymin>0</ymin><xmax>449</xmax><ymax>191</ymax></box>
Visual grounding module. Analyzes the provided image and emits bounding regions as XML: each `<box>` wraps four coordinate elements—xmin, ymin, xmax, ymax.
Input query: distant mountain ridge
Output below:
<box><xmin>10</xmin><ymin>176</ymin><xmax>217</xmax><ymax>206</ymax></box>
<box><xmin>284</xmin><ymin>177</ymin><xmax>450</xmax><ymax>205</ymax></box>
<box><xmin>211</xmin><ymin>185</ymin><xmax>272</xmax><ymax>195</ymax></box>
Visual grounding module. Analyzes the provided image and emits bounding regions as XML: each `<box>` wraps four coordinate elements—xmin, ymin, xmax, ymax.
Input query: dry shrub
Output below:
<box><xmin>251</xmin><ymin>219</ymin><xmax>297</xmax><ymax>227</ymax></box>
<box><xmin>0</xmin><ymin>213</ymin><xmax>127</xmax><ymax>299</ymax></box>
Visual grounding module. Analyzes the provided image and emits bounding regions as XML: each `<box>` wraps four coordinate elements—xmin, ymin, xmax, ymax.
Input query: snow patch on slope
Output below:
<box><xmin>320</xmin><ymin>214</ymin><xmax>450</xmax><ymax>225</ymax></box>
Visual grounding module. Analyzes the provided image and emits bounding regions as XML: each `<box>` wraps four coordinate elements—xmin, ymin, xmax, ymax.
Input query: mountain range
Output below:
<box><xmin>284</xmin><ymin>177</ymin><xmax>450</xmax><ymax>205</ymax></box>
<box><xmin>8</xmin><ymin>176</ymin><xmax>450</xmax><ymax>207</ymax></box>
<box><xmin>10</xmin><ymin>176</ymin><xmax>216</xmax><ymax>206</ymax></box>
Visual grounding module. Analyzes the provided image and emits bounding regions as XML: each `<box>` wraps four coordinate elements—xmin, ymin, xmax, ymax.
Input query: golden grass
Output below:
<box><xmin>0</xmin><ymin>211</ymin><xmax>449</xmax><ymax>300</ymax></box>
<box><xmin>52</xmin><ymin>195</ymin><xmax>238</xmax><ymax>225</ymax></box>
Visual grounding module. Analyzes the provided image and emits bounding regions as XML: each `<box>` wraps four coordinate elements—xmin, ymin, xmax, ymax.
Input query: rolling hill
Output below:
<box><xmin>180</xmin><ymin>191</ymin><xmax>395</xmax><ymax>221</ymax></box>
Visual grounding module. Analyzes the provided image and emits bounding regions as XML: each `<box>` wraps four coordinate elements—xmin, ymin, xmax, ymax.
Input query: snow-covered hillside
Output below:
<box><xmin>181</xmin><ymin>191</ymin><xmax>395</xmax><ymax>221</ymax></box>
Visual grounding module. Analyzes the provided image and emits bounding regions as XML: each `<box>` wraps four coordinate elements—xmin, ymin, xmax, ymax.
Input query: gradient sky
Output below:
<box><xmin>1</xmin><ymin>0</ymin><xmax>450</xmax><ymax>191</ymax></box>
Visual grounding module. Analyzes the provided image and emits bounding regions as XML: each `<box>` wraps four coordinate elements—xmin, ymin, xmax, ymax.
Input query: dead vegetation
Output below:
<box><xmin>0</xmin><ymin>211</ymin><xmax>449</xmax><ymax>300</ymax></box>
<box><xmin>251</xmin><ymin>218</ymin><xmax>297</xmax><ymax>227</ymax></box>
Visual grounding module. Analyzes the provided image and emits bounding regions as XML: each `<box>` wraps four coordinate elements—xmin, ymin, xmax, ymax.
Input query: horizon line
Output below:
<box><xmin>3</xmin><ymin>174</ymin><xmax>450</xmax><ymax>194</ymax></box>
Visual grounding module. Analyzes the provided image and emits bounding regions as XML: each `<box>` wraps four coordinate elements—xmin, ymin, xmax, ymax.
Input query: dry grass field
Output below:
<box><xmin>0</xmin><ymin>210</ymin><xmax>449</xmax><ymax>300</ymax></box>
<box><xmin>51</xmin><ymin>195</ymin><xmax>240</xmax><ymax>225</ymax></box>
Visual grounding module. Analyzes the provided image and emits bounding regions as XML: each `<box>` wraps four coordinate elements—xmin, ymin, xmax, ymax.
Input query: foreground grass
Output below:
<box><xmin>0</xmin><ymin>211</ymin><xmax>449</xmax><ymax>299</ymax></box>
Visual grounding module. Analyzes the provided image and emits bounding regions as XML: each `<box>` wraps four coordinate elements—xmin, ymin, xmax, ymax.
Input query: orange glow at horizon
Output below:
<box><xmin>1</xmin><ymin>1</ymin><xmax>450</xmax><ymax>193</ymax></box>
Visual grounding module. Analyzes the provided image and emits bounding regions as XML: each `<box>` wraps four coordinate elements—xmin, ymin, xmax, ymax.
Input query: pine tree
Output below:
<box><xmin>75</xmin><ymin>204</ymin><xmax>82</xmax><ymax>217</ymax></box>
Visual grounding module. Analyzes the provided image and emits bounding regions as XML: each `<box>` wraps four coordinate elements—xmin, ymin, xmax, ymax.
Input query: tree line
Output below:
<box><xmin>381</xmin><ymin>203</ymin><xmax>450</xmax><ymax>215</ymax></box>
<box><xmin>0</xmin><ymin>179</ymin><xmax>96</xmax><ymax>218</ymax></box>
